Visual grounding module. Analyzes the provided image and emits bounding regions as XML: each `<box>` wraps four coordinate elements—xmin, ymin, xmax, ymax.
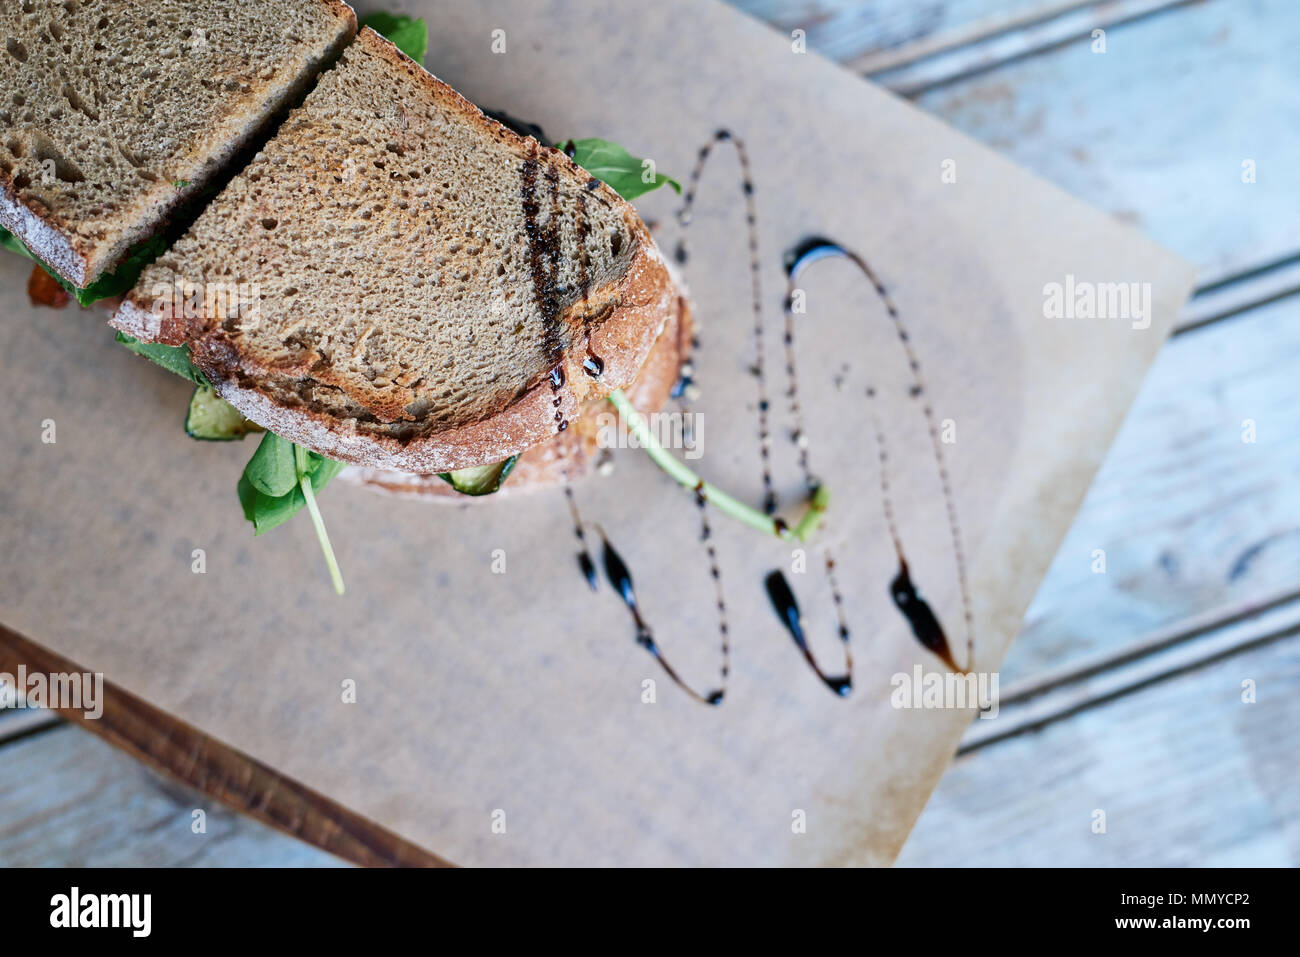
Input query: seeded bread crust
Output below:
<box><xmin>0</xmin><ymin>0</ymin><xmax>357</xmax><ymax>286</ymax></box>
<box><xmin>112</xmin><ymin>28</ymin><xmax>677</xmax><ymax>474</ymax></box>
<box><xmin>344</xmin><ymin>288</ymin><xmax>693</xmax><ymax>499</ymax></box>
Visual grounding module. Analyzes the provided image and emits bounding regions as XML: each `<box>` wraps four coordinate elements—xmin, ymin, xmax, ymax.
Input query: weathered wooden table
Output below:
<box><xmin>2</xmin><ymin>0</ymin><xmax>1296</xmax><ymax>866</ymax></box>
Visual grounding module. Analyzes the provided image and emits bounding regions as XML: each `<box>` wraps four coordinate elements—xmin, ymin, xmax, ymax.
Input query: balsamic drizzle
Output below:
<box><xmin>694</xmin><ymin>485</ymin><xmax>732</xmax><ymax>696</ymax></box>
<box><xmin>549</xmin><ymin>130</ymin><xmax>977</xmax><ymax>705</ymax></box>
<box><xmin>675</xmin><ymin>130</ymin><xmax>777</xmax><ymax>515</ymax></box>
<box><xmin>786</xmin><ymin>238</ymin><xmax>974</xmax><ymax>673</ymax></box>
<box><xmin>574</xmin><ymin>189</ymin><xmax>604</xmax><ymax>380</ymax></box>
<box><xmin>521</xmin><ymin>145</ymin><xmax>570</xmax><ymax>433</ymax></box>
<box><xmin>777</xmin><ymin>244</ymin><xmax>853</xmax><ymax>687</ymax></box>
<box><xmin>565</xmin><ymin>486</ymin><xmax>599</xmax><ymax>591</ymax></box>
<box><xmin>577</xmin><ymin>488</ymin><xmax>738</xmax><ymax>707</ymax></box>
<box><xmin>669</xmin><ymin>293</ymin><xmax>696</xmax><ymax>398</ymax></box>
<box><xmin>564</xmin><ymin>479</ymin><xmax>730</xmax><ymax>703</ymax></box>
<box><xmin>676</xmin><ymin>131</ymin><xmax>855</xmax><ymax>692</ymax></box>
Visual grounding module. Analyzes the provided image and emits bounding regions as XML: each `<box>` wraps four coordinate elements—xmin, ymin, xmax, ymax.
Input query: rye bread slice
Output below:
<box><xmin>0</xmin><ymin>0</ymin><xmax>356</xmax><ymax>287</ymax></box>
<box><xmin>112</xmin><ymin>27</ymin><xmax>676</xmax><ymax>474</ymax></box>
<box><xmin>344</xmin><ymin>287</ymin><xmax>693</xmax><ymax>499</ymax></box>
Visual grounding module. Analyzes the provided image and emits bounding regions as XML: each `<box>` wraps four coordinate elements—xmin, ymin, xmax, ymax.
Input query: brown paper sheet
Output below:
<box><xmin>0</xmin><ymin>0</ymin><xmax>1194</xmax><ymax>865</ymax></box>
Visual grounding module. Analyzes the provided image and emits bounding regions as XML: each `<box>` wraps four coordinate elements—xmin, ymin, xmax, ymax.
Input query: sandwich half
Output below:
<box><xmin>111</xmin><ymin>27</ymin><xmax>679</xmax><ymax>478</ymax></box>
<box><xmin>0</xmin><ymin>0</ymin><xmax>356</xmax><ymax>289</ymax></box>
<box><xmin>345</xmin><ymin>287</ymin><xmax>693</xmax><ymax>498</ymax></box>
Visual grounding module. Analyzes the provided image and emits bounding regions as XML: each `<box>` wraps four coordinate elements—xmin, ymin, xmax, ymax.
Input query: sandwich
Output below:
<box><xmin>112</xmin><ymin>25</ymin><xmax>685</xmax><ymax>478</ymax></box>
<box><xmin>2</xmin><ymin>7</ymin><xmax>825</xmax><ymax>593</ymax></box>
<box><xmin>0</xmin><ymin>0</ymin><xmax>356</xmax><ymax>299</ymax></box>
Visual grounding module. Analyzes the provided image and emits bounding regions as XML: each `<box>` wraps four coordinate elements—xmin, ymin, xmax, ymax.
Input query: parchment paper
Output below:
<box><xmin>0</xmin><ymin>0</ymin><xmax>1194</xmax><ymax>865</ymax></box>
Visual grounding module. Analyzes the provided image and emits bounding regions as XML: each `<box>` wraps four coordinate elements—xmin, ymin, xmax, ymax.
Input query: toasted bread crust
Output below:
<box><xmin>113</xmin><ymin>28</ymin><xmax>678</xmax><ymax>475</ymax></box>
<box><xmin>343</xmin><ymin>286</ymin><xmax>693</xmax><ymax>499</ymax></box>
<box><xmin>0</xmin><ymin>177</ymin><xmax>89</xmax><ymax>285</ymax></box>
<box><xmin>0</xmin><ymin>0</ymin><xmax>356</xmax><ymax>287</ymax></box>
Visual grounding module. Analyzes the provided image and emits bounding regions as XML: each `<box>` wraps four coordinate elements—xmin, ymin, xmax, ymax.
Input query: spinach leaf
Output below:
<box><xmin>114</xmin><ymin>331</ymin><xmax>209</xmax><ymax>385</ymax></box>
<box><xmin>361</xmin><ymin>12</ymin><xmax>428</xmax><ymax>63</ymax></box>
<box><xmin>1</xmin><ymin>226</ymin><xmax>166</xmax><ymax>306</ymax></box>
<box><xmin>0</xmin><ymin>226</ymin><xmax>34</xmax><ymax>260</ymax></box>
<box><xmin>245</xmin><ymin>432</ymin><xmax>300</xmax><ymax>497</ymax></box>
<box><xmin>558</xmin><ymin>139</ymin><xmax>682</xmax><ymax>201</ymax></box>
<box><xmin>237</xmin><ymin>467</ymin><xmax>343</xmax><ymax>536</ymax></box>
<box><xmin>238</xmin><ymin>440</ymin><xmax>344</xmax><ymax>535</ymax></box>
<box><xmin>75</xmin><ymin>233</ymin><xmax>169</xmax><ymax>305</ymax></box>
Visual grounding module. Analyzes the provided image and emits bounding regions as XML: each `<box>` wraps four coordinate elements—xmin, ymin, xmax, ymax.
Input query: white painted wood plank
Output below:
<box><xmin>972</xmin><ymin>591</ymin><xmax>1300</xmax><ymax>751</ymax></box>
<box><xmin>870</xmin><ymin>0</ymin><xmax>1194</xmax><ymax>92</ymax></box>
<box><xmin>734</xmin><ymin>0</ymin><xmax>1067</xmax><ymax>68</ymax></box>
<box><xmin>899</xmin><ymin>633</ymin><xmax>1300</xmax><ymax>866</ymax></box>
<box><xmin>0</xmin><ymin>704</ymin><xmax>58</xmax><ymax>742</ymax></box>
<box><xmin>1179</xmin><ymin>254</ymin><xmax>1300</xmax><ymax>334</ymax></box>
<box><xmin>915</xmin><ymin>0</ymin><xmax>1300</xmax><ymax>285</ymax></box>
<box><xmin>0</xmin><ymin>725</ymin><xmax>347</xmax><ymax>867</ymax></box>
<box><xmin>1002</xmin><ymin>292</ymin><xmax>1300</xmax><ymax>687</ymax></box>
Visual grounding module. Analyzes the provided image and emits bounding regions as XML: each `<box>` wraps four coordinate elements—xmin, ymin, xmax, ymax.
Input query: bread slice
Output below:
<box><xmin>112</xmin><ymin>28</ymin><xmax>676</xmax><ymax>474</ymax></box>
<box><xmin>344</xmin><ymin>288</ymin><xmax>693</xmax><ymax>499</ymax></box>
<box><xmin>0</xmin><ymin>0</ymin><xmax>356</xmax><ymax>286</ymax></box>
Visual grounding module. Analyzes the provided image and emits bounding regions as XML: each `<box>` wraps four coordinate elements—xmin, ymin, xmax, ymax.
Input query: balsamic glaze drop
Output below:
<box><xmin>891</xmin><ymin>561</ymin><xmax>959</xmax><ymax>672</ymax></box>
<box><xmin>764</xmin><ymin>571</ymin><xmax>851</xmax><ymax>696</ymax></box>
<box><xmin>548</xmin><ymin>364</ymin><xmax>568</xmax><ymax>431</ymax></box>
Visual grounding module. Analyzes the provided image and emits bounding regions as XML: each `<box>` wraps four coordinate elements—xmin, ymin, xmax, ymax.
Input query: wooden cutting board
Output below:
<box><xmin>0</xmin><ymin>0</ymin><xmax>1193</xmax><ymax>865</ymax></box>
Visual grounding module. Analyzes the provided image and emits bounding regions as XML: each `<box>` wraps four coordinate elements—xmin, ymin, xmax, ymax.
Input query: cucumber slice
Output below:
<box><xmin>185</xmin><ymin>385</ymin><xmax>263</xmax><ymax>441</ymax></box>
<box><xmin>437</xmin><ymin>456</ymin><xmax>519</xmax><ymax>496</ymax></box>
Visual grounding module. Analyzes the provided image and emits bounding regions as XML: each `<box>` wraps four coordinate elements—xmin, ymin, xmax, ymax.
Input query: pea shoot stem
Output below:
<box><xmin>295</xmin><ymin>444</ymin><xmax>345</xmax><ymax>595</ymax></box>
<box><xmin>607</xmin><ymin>389</ymin><xmax>828</xmax><ymax>543</ymax></box>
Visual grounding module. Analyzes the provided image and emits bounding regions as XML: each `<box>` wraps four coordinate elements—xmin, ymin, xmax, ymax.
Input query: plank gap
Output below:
<box><xmin>871</xmin><ymin>0</ymin><xmax>1201</xmax><ymax>97</ymax></box>
<box><xmin>0</xmin><ymin>705</ymin><xmax>61</xmax><ymax>745</ymax></box>
<box><xmin>963</xmin><ymin>597</ymin><xmax>1300</xmax><ymax>754</ymax></box>
<box><xmin>1176</xmin><ymin>253</ymin><xmax>1300</xmax><ymax>335</ymax></box>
